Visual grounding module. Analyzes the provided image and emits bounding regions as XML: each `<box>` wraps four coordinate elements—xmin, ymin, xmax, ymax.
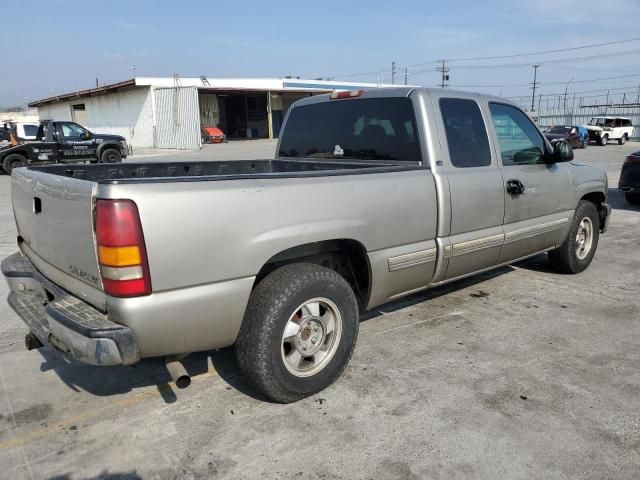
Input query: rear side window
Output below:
<box><xmin>23</xmin><ymin>125</ymin><xmax>38</xmax><ymax>137</ymax></box>
<box><xmin>439</xmin><ymin>98</ymin><xmax>491</xmax><ymax>168</ymax></box>
<box><xmin>278</xmin><ymin>97</ymin><xmax>421</xmax><ymax>162</ymax></box>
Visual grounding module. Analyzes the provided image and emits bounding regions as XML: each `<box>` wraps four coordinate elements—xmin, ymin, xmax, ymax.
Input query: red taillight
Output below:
<box><xmin>95</xmin><ymin>199</ymin><xmax>151</xmax><ymax>297</ymax></box>
<box><xmin>624</xmin><ymin>155</ymin><xmax>640</xmax><ymax>164</ymax></box>
<box><xmin>330</xmin><ymin>90</ymin><xmax>364</xmax><ymax>99</ymax></box>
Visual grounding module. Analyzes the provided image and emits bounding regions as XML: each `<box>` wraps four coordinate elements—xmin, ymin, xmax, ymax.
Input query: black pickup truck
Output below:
<box><xmin>0</xmin><ymin>120</ymin><xmax>128</xmax><ymax>174</ymax></box>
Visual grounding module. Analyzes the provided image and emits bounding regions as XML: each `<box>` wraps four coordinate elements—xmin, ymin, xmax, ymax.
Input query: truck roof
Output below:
<box><xmin>293</xmin><ymin>87</ymin><xmax>517</xmax><ymax>109</ymax></box>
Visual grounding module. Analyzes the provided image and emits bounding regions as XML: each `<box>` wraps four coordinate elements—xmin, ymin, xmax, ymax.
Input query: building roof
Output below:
<box><xmin>29</xmin><ymin>76</ymin><xmax>402</xmax><ymax>107</ymax></box>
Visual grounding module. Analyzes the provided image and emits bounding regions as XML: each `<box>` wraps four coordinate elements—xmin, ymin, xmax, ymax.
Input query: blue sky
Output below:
<box><xmin>1</xmin><ymin>0</ymin><xmax>640</xmax><ymax>107</ymax></box>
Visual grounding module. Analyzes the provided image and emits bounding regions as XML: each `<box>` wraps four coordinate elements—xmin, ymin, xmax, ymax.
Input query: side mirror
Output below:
<box><xmin>83</xmin><ymin>131</ymin><xmax>92</xmax><ymax>140</ymax></box>
<box><xmin>551</xmin><ymin>140</ymin><xmax>574</xmax><ymax>163</ymax></box>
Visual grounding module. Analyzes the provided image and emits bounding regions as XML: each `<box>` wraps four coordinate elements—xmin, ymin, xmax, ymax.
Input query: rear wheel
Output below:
<box><xmin>100</xmin><ymin>148</ymin><xmax>122</xmax><ymax>163</ymax></box>
<box><xmin>625</xmin><ymin>192</ymin><xmax>640</xmax><ymax>205</ymax></box>
<box><xmin>2</xmin><ymin>154</ymin><xmax>28</xmax><ymax>174</ymax></box>
<box><xmin>548</xmin><ymin>200</ymin><xmax>599</xmax><ymax>273</ymax></box>
<box><xmin>600</xmin><ymin>135</ymin><xmax>608</xmax><ymax>146</ymax></box>
<box><xmin>235</xmin><ymin>263</ymin><xmax>359</xmax><ymax>403</ymax></box>
<box><xmin>618</xmin><ymin>134</ymin><xmax>628</xmax><ymax>145</ymax></box>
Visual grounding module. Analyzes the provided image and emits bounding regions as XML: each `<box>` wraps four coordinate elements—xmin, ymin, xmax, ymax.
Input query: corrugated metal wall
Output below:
<box><xmin>154</xmin><ymin>86</ymin><xmax>201</xmax><ymax>150</ymax></box>
<box><xmin>36</xmin><ymin>88</ymin><xmax>155</xmax><ymax>148</ymax></box>
<box><xmin>198</xmin><ymin>93</ymin><xmax>219</xmax><ymax>127</ymax></box>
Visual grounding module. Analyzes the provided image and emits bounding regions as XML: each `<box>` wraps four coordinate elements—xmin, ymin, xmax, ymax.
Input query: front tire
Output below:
<box><xmin>600</xmin><ymin>135</ymin><xmax>608</xmax><ymax>146</ymax></box>
<box><xmin>100</xmin><ymin>148</ymin><xmax>122</xmax><ymax>163</ymax></box>
<box><xmin>548</xmin><ymin>200</ymin><xmax>600</xmax><ymax>273</ymax></box>
<box><xmin>625</xmin><ymin>192</ymin><xmax>640</xmax><ymax>205</ymax></box>
<box><xmin>235</xmin><ymin>263</ymin><xmax>359</xmax><ymax>403</ymax></box>
<box><xmin>618</xmin><ymin>134</ymin><xmax>627</xmax><ymax>145</ymax></box>
<box><xmin>2</xmin><ymin>154</ymin><xmax>28</xmax><ymax>174</ymax></box>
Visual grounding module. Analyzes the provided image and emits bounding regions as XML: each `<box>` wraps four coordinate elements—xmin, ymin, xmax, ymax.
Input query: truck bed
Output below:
<box><xmin>27</xmin><ymin>159</ymin><xmax>423</xmax><ymax>184</ymax></box>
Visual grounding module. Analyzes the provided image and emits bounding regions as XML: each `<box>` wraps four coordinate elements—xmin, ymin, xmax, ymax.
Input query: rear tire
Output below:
<box><xmin>2</xmin><ymin>154</ymin><xmax>28</xmax><ymax>174</ymax></box>
<box><xmin>100</xmin><ymin>148</ymin><xmax>122</xmax><ymax>163</ymax></box>
<box><xmin>625</xmin><ymin>192</ymin><xmax>640</xmax><ymax>205</ymax></box>
<box><xmin>600</xmin><ymin>135</ymin><xmax>608</xmax><ymax>146</ymax></box>
<box><xmin>235</xmin><ymin>263</ymin><xmax>359</xmax><ymax>403</ymax></box>
<box><xmin>618</xmin><ymin>134</ymin><xmax>627</xmax><ymax>145</ymax></box>
<box><xmin>548</xmin><ymin>200</ymin><xmax>600</xmax><ymax>274</ymax></box>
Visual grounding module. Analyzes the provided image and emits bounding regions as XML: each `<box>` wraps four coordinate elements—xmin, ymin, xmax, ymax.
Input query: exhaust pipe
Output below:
<box><xmin>165</xmin><ymin>355</ymin><xmax>191</xmax><ymax>389</ymax></box>
<box><xmin>620</xmin><ymin>187</ymin><xmax>633</xmax><ymax>192</ymax></box>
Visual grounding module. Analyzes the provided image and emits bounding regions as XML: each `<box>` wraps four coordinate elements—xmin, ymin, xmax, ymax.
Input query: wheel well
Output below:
<box><xmin>581</xmin><ymin>192</ymin><xmax>606</xmax><ymax>229</ymax></box>
<box><xmin>254</xmin><ymin>239</ymin><xmax>371</xmax><ymax>306</ymax></box>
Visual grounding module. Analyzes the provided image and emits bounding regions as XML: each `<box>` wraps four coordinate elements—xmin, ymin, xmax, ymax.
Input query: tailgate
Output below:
<box><xmin>11</xmin><ymin>168</ymin><xmax>105</xmax><ymax>309</ymax></box>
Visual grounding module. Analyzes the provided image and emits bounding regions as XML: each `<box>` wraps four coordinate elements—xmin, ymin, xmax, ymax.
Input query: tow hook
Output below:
<box><xmin>165</xmin><ymin>355</ymin><xmax>191</xmax><ymax>389</ymax></box>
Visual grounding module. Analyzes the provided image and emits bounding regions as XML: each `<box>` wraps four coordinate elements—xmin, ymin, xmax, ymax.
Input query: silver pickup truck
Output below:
<box><xmin>2</xmin><ymin>88</ymin><xmax>610</xmax><ymax>403</ymax></box>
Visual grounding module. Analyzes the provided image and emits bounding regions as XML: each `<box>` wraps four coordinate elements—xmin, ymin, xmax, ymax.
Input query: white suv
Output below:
<box><xmin>586</xmin><ymin>117</ymin><xmax>633</xmax><ymax>146</ymax></box>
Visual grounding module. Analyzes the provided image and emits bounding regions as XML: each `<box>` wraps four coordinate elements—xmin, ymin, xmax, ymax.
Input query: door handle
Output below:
<box><xmin>506</xmin><ymin>179</ymin><xmax>525</xmax><ymax>195</ymax></box>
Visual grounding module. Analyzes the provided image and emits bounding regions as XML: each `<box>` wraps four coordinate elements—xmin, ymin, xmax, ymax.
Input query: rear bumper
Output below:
<box><xmin>1</xmin><ymin>252</ymin><xmax>140</xmax><ymax>366</ymax></box>
<box><xmin>618</xmin><ymin>162</ymin><xmax>640</xmax><ymax>191</ymax></box>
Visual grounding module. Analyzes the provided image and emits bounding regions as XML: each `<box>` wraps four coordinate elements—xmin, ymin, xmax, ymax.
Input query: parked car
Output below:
<box><xmin>2</xmin><ymin>88</ymin><xmax>610</xmax><ymax>403</ymax></box>
<box><xmin>0</xmin><ymin>120</ymin><xmax>128</xmax><ymax>174</ymax></box>
<box><xmin>2</xmin><ymin>121</ymin><xmax>39</xmax><ymax>140</ymax></box>
<box><xmin>544</xmin><ymin>125</ymin><xmax>586</xmax><ymax>149</ymax></box>
<box><xmin>619</xmin><ymin>150</ymin><xmax>640</xmax><ymax>205</ymax></box>
<box><xmin>586</xmin><ymin>116</ymin><xmax>634</xmax><ymax>146</ymax></box>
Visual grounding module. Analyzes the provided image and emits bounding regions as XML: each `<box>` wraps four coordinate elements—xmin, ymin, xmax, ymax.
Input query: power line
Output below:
<box><xmin>326</xmin><ymin>36</ymin><xmax>640</xmax><ymax>83</ymax></box>
<box><xmin>404</xmin><ymin>36</ymin><xmax>640</xmax><ymax>67</ymax></box>
<box><xmin>448</xmin><ymin>73</ymin><xmax>640</xmax><ymax>89</ymax></box>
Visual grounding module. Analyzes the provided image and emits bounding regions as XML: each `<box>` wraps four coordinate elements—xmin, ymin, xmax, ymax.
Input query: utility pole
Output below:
<box><xmin>530</xmin><ymin>64</ymin><xmax>540</xmax><ymax>112</ymax></box>
<box><xmin>404</xmin><ymin>67</ymin><xmax>408</xmax><ymax>86</ymax></box>
<box><xmin>391</xmin><ymin>61</ymin><xmax>397</xmax><ymax>85</ymax></box>
<box><xmin>437</xmin><ymin>60</ymin><xmax>450</xmax><ymax>88</ymax></box>
<box><xmin>563</xmin><ymin>78</ymin><xmax>573</xmax><ymax>123</ymax></box>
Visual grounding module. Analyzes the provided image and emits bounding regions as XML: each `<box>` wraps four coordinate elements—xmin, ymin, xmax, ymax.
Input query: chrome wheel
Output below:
<box><xmin>575</xmin><ymin>217</ymin><xmax>594</xmax><ymax>260</ymax></box>
<box><xmin>281</xmin><ymin>297</ymin><xmax>342</xmax><ymax>377</ymax></box>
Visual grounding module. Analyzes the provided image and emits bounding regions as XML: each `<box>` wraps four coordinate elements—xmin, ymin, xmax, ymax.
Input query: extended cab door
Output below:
<box><xmin>55</xmin><ymin>122</ymin><xmax>97</xmax><ymax>162</ymax></box>
<box><xmin>430</xmin><ymin>93</ymin><xmax>505</xmax><ymax>281</ymax></box>
<box><xmin>487</xmin><ymin>103</ymin><xmax>572</xmax><ymax>263</ymax></box>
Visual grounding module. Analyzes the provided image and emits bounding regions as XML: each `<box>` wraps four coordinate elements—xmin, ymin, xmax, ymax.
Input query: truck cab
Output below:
<box><xmin>0</xmin><ymin>120</ymin><xmax>128</xmax><ymax>173</ymax></box>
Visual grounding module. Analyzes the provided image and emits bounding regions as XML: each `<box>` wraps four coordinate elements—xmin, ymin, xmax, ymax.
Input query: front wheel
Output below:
<box><xmin>600</xmin><ymin>135</ymin><xmax>608</xmax><ymax>146</ymax></box>
<box><xmin>548</xmin><ymin>200</ymin><xmax>600</xmax><ymax>273</ymax></box>
<box><xmin>2</xmin><ymin>154</ymin><xmax>28</xmax><ymax>174</ymax></box>
<box><xmin>100</xmin><ymin>148</ymin><xmax>122</xmax><ymax>163</ymax></box>
<box><xmin>235</xmin><ymin>263</ymin><xmax>359</xmax><ymax>403</ymax></box>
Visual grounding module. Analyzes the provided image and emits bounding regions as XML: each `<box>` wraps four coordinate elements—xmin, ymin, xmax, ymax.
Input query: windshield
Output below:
<box><xmin>278</xmin><ymin>97</ymin><xmax>421</xmax><ymax>162</ymax></box>
<box><xmin>548</xmin><ymin>126</ymin><xmax>571</xmax><ymax>133</ymax></box>
<box><xmin>589</xmin><ymin>117</ymin><xmax>615</xmax><ymax>127</ymax></box>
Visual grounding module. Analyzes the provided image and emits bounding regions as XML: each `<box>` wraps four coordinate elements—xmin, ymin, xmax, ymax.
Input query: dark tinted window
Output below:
<box><xmin>23</xmin><ymin>125</ymin><xmax>38</xmax><ymax>137</ymax></box>
<box><xmin>278</xmin><ymin>98</ymin><xmax>421</xmax><ymax>162</ymax></box>
<box><xmin>489</xmin><ymin>103</ymin><xmax>545</xmax><ymax>166</ymax></box>
<box><xmin>439</xmin><ymin>98</ymin><xmax>491</xmax><ymax>168</ymax></box>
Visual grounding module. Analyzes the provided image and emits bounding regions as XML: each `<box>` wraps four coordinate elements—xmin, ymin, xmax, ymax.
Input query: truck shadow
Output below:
<box><xmin>607</xmin><ymin>187</ymin><xmax>640</xmax><ymax>212</ymax></box>
<box><xmin>36</xmin><ymin>265</ymin><xmax>517</xmax><ymax>404</ymax></box>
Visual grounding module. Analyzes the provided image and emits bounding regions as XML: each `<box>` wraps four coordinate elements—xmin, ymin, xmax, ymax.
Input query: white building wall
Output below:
<box><xmin>36</xmin><ymin>87</ymin><xmax>155</xmax><ymax>148</ymax></box>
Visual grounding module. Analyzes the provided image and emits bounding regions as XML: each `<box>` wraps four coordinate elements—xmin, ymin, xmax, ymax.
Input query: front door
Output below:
<box><xmin>431</xmin><ymin>93</ymin><xmax>505</xmax><ymax>281</ymax></box>
<box><xmin>487</xmin><ymin>103</ymin><xmax>572</xmax><ymax>263</ymax></box>
<box><xmin>55</xmin><ymin>122</ymin><xmax>97</xmax><ymax>162</ymax></box>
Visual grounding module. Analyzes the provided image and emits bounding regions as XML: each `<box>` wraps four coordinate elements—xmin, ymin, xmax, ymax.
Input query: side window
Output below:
<box><xmin>60</xmin><ymin>122</ymin><xmax>87</xmax><ymax>139</ymax></box>
<box><xmin>489</xmin><ymin>103</ymin><xmax>545</xmax><ymax>166</ymax></box>
<box><xmin>23</xmin><ymin>125</ymin><xmax>38</xmax><ymax>137</ymax></box>
<box><xmin>439</xmin><ymin>98</ymin><xmax>491</xmax><ymax>168</ymax></box>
